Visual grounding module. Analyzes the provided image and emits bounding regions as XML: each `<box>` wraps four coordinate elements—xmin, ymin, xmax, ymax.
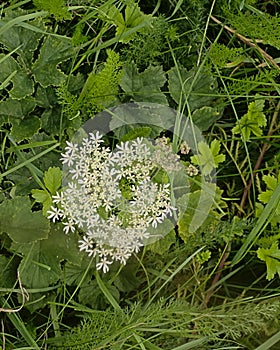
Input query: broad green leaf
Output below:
<box><xmin>107</xmin><ymin>3</ymin><xmax>153</xmax><ymax>43</ymax></box>
<box><xmin>168</xmin><ymin>65</ymin><xmax>218</xmax><ymax>112</ymax></box>
<box><xmin>120</xmin><ymin>62</ymin><xmax>167</xmax><ymax>104</ymax></box>
<box><xmin>11</xmin><ymin>115</ymin><xmax>41</xmax><ymax>142</ymax></box>
<box><xmin>79</xmin><ymin>280</ymin><xmax>120</xmax><ymax>309</ymax></box>
<box><xmin>113</xmin><ymin>262</ymin><xmax>141</xmax><ymax>293</ymax></box>
<box><xmin>0</xmin><ymin>97</ymin><xmax>36</xmax><ymax>120</ymax></box>
<box><xmin>31</xmin><ymin>189</ymin><xmax>52</xmax><ymax>216</ymax></box>
<box><xmin>232</xmin><ymin>97</ymin><xmax>267</xmax><ymax>141</ymax></box>
<box><xmin>32</xmin><ymin>35</ymin><xmax>74</xmax><ymax>87</ymax></box>
<box><xmin>146</xmin><ymin>228</ymin><xmax>176</xmax><ymax>255</ymax></box>
<box><xmin>257</xmin><ymin>242</ymin><xmax>280</xmax><ymax>280</ymax></box>
<box><xmin>43</xmin><ymin>167</ymin><xmax>62</xmax><ymax>195</ymax></box>
<box><xmin>0</xmin><ymin>9</ymin><xmax>44</xmax><ymax>65</ymax></box>
<box><xmin>191</xmin><ymin>106</ymin><xmax>221</xmax><ymax>131</ymax></box>
<box><xmin>177</xmin><ymin>185</ymin><xmax>221</xmax><ymax>240</ymax></box>
<box><xmin>0</xmin><ymin>255</ymin><xmax>18</xmax><ymax>288</ymax></box>
<box><xmin>33</xmin><ymin>0</ymin><xmax>71</xmax><ymax>20</ymax></box>
<box><xmin>12</xmin><ymin>224</ymin><xmax>81</xmax><ymax>288</ymax></box>
<box><xmin>0</xmin><ymin>197</ymin><xmax>49</xmax><ymax>243</ymax></box>
<box><xmin>191</xmin><ymin>140</ymin><xmax>225</xmax><ymax>175</ymax></box>
<box><xmin>0</xmin><ymin>54</ymin><xmax>34</xmax><ymax>99</ymax></box>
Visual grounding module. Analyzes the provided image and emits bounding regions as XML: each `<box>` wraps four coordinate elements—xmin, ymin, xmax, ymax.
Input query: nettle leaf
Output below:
<box><xmin>191</xmin><ymin>140</ymin><xmax>225</xmax><ymax>175</ymax></box>
<box><xmin>232</xmin><ymin>97</ymin><xmax>267</xmax><ymax>141</ymax></box>
<box><xmin>12</xmin><ymin>223</ymin><xmax>81</xmax><ymax>288</ymax></box>
<box><xmin>0</xmin><ymin>54</ymin><xmax>34</xmax><ymax>99</ymax></box>
<box><xmin>0</xmin><ymin>197</ymin><xmax>49</xmax><ymax>243</ymax></box>
<box><xmin>32</xmin><ymin>35</ymin><xmax>74</xmax><ymax>87</ymax></box>
<box><xmin>107</xmin><ymin>3</ymin><xmax>152</xmax><ymax>43</ymax></box>
<box><xmin>120</xmin><ymin>62</ymin><xmax>167</xmax><ymax>104</ymax></box>
<box><xmin>257</xmin><ymin>242</ymin><xmax>280</xmax><ymax>280</ymax></box>
<box><xmin>168</xmin><ymin>65</ymin><xmax>218</xmax><ymax>112</ymax></box>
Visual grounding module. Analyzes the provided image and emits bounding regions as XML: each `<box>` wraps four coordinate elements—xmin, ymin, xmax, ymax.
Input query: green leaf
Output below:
<box><xmin>0</xmin><ymin>97</ymin><xmax>36</xmax><ymax>120</ymax></box>
<box><xmin>257</xmin><ymin>242</ymin><xmax>280</xmax><ymax>280</ymax></box>
<box><xmin>191</xmin><ymin>140</ymin><xmax>225</xmax><ymax>175</ymax></box>
<box><xmin>33</xmin><ymin>0</ymin><xmax>71</xmax><ymax>21</ymax></box>
<box><xmin>12</xmin><ymin>224</ymin><xmax>81</xmax><ymax>288</ymax></box>
<box><xmin>0</xmin><ymin>54</ymin><xmax>34</xmax><ymax>99</ymax></box>
<box><xmin>107</xmin><ymin>3</ymin><xmax>152</xmax><ymax>43</ymax></box>
<box><xmin>258</xmin><ymin>174</ymin><xmax>280</xmax><ymax>215</ymax></box>
<box><xmin>0</xmin><ymin>9</ymin><xmax>45</xmax><ymax>65</ymax></box>
<box><xmin>146</xmin><ymin>228</ymin><xmax>176</xmax><ymax>255</ymax></box>
<box><xmin>11</xmin><ymin>115</ymin><xmax>41</xmax><ymax>142</ymax></box>
<box><xmin>192</xmin><ymin>106</ymin><xmax>221</xmax><ymax>131</ymax></box>
<box><xmin>168</xmin><ymin>65</ymin><xmax>218</xmax><ymax>112</ymax></box>
<box><xmin>120</xmin><ymin>62</ymin><xmax>167</xmax><ymax>104</ymax></box>
<box><xmin>43</xmin><ymin>167</ymin><xmax>62</xmax><ymax>195</ymax></box>
<box><xmin>232</xmin><ymin>96</ymin><xmax>267</xmax><ymax>141</ymax></box>
<box><xmin>0</xmin><ymin>255</ymin><xmax>18</xmax><ymax>288</ymax></box>
<box><xmin>32</xmin><ymin>35</ymin><xmax>74</xmax><ymax>87</ymax></box>
<box><xmin>31</xmin><ymin>189</ymin><xmax>52</xmax><ymax>216</ymax></box>
<box><xmin>0</xmin><ymin>197</ymin><xmax>50</xmax><ymax>243</ymax></box>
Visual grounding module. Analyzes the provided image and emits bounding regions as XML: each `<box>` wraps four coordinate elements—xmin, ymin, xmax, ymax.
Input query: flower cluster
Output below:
<box><xmin>47</xmin><ymin>132</ymin><xmax>175</xmax><ymax>273</ymax></box>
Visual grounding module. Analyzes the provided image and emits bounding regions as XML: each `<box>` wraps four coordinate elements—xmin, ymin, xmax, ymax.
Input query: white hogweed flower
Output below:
<box><xmin>48</xmin><ymin>132</ymin><xmax>177</xmax><ymax>272</ymax></box>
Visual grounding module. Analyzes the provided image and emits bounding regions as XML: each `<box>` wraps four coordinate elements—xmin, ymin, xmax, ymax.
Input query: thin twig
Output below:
<box><xmin>210</xmin><ymin>15</ymin><xmax>280</xmax><ymax>72</ymax></box>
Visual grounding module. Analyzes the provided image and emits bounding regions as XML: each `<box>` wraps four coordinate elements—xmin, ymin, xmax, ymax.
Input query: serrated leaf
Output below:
<box><xmin>11</xmin><ymin>115</ymin><xmax>41</xmax><ymax>142</ymax></box>
<box><xmin>31</xmin><ymin>189</ymin><xmax>52</xmax><ymax>216</ymax></box>
<box><xmin>232</xmin><ymin>97</ymin><xmax>267</xmax><ymax>141</ymax></box>
<box><xmin>12</xmin><ymin>224</ymin><xmax>81</xmax><ymax>288</ymax></box>
<box><xmin>146</xmin><ymin>228</ymin><xmax>176</xmax><ymax>255</ymax></box>
<box><xmin>168</xmin><ymin>65</ymin><xmax>218</xmax><ymax>112</ymax></box>
<box><xmin>0</xmin><ymin>197</ymin><xmax>50</xmax><ymax>243</ymax></box>
<box><xmin>120</xmin><ymin>62</ymin><xmax>167</xmax><ymax>104</ymax></box>
<box><xmin>191</xmin><ymin>106</ymin><xmax>221</xmax><ymax>131</ymax></box>
<box><xmin>258</xmin><ymin>174</ymin><xmax>280</xmax><ymax>215</ymax></box>
<box><xmin>0</xmin><ymin>9</ymin><xmax>44</xmax><ymax>65</ymax></box>
<box><xmin>0</xmin><ymin>54</ymin><xmax>34</xmax><ymax>99</ymax></box>
<box><xmin>257</xmin><ymin>242</ymin><xmax>280</xmax><ymax>280</ymax></box>
<box><xmin>0</xmin><ymin>97</ymin><xmax>36</xmax><ymax>120</ymax></box>
<box><xmin>191</xmin><ymin>140</ymin><xmax>225</xmax><ymax>175</ymax></box>
<box><xmin>43</xmin><ymin>167</ymin><xmax>62</xmax><ymax>195</ymax></box>
<box><xmin>107</xmin><ymin>3</ymin><xmax>152</xmax><ymax>43</ymax></box>
<box><xmin>32</xmin><ymin>35</ymin><xmax>74</xmax><ymax>87</ymax></box>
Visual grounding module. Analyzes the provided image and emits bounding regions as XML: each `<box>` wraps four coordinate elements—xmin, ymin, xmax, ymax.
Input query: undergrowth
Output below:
<box><xmin>1</xmin><ymin>0</ymin><xmax>280</xmax><ymax>349</ymax></box>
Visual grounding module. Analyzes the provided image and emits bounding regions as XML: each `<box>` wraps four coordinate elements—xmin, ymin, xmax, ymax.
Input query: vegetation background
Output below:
<box><xmin>1</xmin><ymin>0</ymin><xmax>280</xmax><ymax>349</ymax></box>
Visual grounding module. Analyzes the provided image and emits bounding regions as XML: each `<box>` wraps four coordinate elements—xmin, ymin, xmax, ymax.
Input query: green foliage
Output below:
<box><xmin>33</xmin><ymin>0</ymin><xmax>71</xmax><ymax>20</ymax></box>
<box><xmin>224</xmin><ymin>8</ymin><xmax>280</xmax><ymax>50</ymax></box>
<box><xmin>209</xmin><ymin>43</ymin><xmax>245</xmax><ymax>68</ymax></box>
<box><xmin>105</xmin><ymin>1</ymin><xmax>153</xmax><ymax>43</ymax></box>
<box><xmin>232</xmin><ymin>96</ymin><xmax>267</xmax><ymax>141</ymax></box>
<box><xmin>257</xmin><ymin>242</ymin><xmax>280</xmax><ymax>280</ymax></box>
<box><xmin>32</xmin><ymin>167</ymin><xmax>62</xmax><ymax>215</ymax></box>
<box><xmin>121</xmin><ymin>16</ymin><xmax>169</xmax><ymax>67</ymax></box>
<box><xmin>0</xmin><ymin>196</ymin><xmax>49</xmax><ymax>243</ymax></box>
<box><xmin>120</xmin><ymin>62</ymin><xmax>167</xmax><ymax>104</ymax></box>
<box><xmin>57</xmin><ymin>50</ymin><xmax>122</xmax><ymax>118</ymax></box>
<box><xmin>191</xmin><ymin>139</ymin><xmax>225</xmax><ymax>175</ymax></box>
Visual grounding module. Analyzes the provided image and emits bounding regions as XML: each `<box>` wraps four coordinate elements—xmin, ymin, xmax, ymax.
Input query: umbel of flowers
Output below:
<box><xmin>47</xmin><ymin>132</ymin><xmax>180</xmax><ymax>273</ymax></box>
